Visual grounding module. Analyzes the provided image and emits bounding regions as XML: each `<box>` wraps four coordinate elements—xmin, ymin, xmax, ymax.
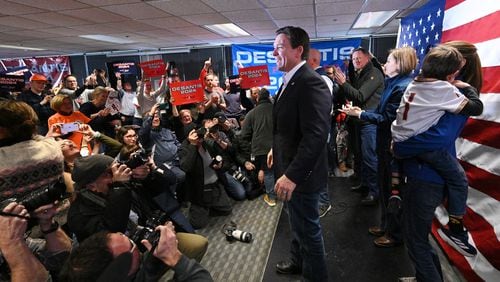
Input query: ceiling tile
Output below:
<box><xmin>222</xmin><ymin>9</ymin><xmax>271</xmax><ymax>23</ymax></box>
<box><xmin>237</xmin><ymin>21</ymin><xmax>278</xmax><ymax>31</ymax></box>
<box><xmin>201</xmin><ymin>0</ymin><xmax>261</xmax><ymax>12</ymax></box>
<box><xmin>267</xmin><ymin>5</ymin><xmax>314</xmax><ymax>20</ymax></box>
<box><xmin>13</xmin><ymin>0</ymin><xmax>90</xmax><ymax>11</ymax></box>
<box><xmin>59</xmin><ymin>8</ymin><xmax>129</xmax><ymax>23</ymax></box>
<box><xmin>275</xmin><ymin>18</ymin><xmax>315</xmax><ymax>28</ymax></box>
<box><xmin>169</xmin><ymin>26</ymin><xmax>215</xmax><ymax>36</ymax></box>
<box><xmin>0</xmin><ymin>0</ymin><xmax>45</xmax><ymax>15</ymax></box>
<box><xmin>316</xmin><ymin>1</ymin><xmax>362</xmax><ymax>16</ymax></box>
<box><xmin>101</xmin><ymin>3</ymin><xmax>172</xmax><ymax>20</ymax></box>
<box><xmin>134</xmin><ymin>29</ymin><xmax>178</xmax><ymax>38</ymax></box>
<box><xmin>260</xmin><ymin>0</ymin><xmax>313</xmax><ymax>8</ymax></box>
<box><xmin>317</xmin><ymin>23</ymin><xmax>352</xmax><ymax>33</ymax></box>
<box><xmin>138</xmin><ymin>17</ymin><xmax>194</xmax><ymax>29</ymax></box>
<box><xmin>69</xmin><ymin>24</ymin><xmax>119</xmax><ymax>34</ymax></box>
<box><xmin>150</xmin><ymin>0</ymin><xmax>215</xmax><ymax>16</ymax></box>
<box><xmin>35</xmin><ymin>27</ymin><xmax>80</xmax><ymax>36</ymax></box>
<box><xmin>362</xmin><ymin>0</ymin><xmax>415</xmax><ymax>12</ymax></box>
<box><xmin>77</xmin><ymin>0</ymin><xmax>141</xmax><ymax>6</ymax></box>
<box><xmin>316</xmin><ymin>14</ymin><xmax>357</xmax><ymax>25</ymax></box>
<box><xmin>18</xmin><ymin>12</ymin><xmax>89</xmax><ymax>26</ymax></box>
<box><xmin>102</xmin><ymin>21</ymin><xmax>158</xmax><ymax>33</ymax></box>
<box><xmin>181</xmin><ymin>13</ymin><xmax>230</xmax><ymax>25</ymax></box>
<box><xmin>0</xmin><ymin>16</ymin><xmax>54</xmax><ymax>30</ymax></box>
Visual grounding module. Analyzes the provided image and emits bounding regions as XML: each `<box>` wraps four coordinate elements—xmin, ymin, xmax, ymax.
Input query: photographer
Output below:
<box><xmin>204</xmin><ymin>121</ymin><xmax>246</xmax><ymax>201</ymax></box>
<box><xmin>179</xmin><ymin>127</ymin><xmax>232</xmax><ymax>229</ymax></box>
<box><xmin>60</xmin><ymin>222</ymin><xmax>212</xmax><ymax>281</ymax></box>
<box><xmin>67</xmin><ymin>154</ymin><xmax>206</xmax><ymax>261</ymax></box>
<box><xmin>0</xmin><ymin>201</ymin><xmax>72</xmax><ymax>281</ymax></box>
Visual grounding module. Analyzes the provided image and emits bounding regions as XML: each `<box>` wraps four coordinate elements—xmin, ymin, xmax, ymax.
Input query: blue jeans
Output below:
<box><xmin>402</xmin><ymin>179</ymin><xmax>444</xmax><ymax>282</ymax></box>
<box><xmin>417</xmin><ymin>150</ymin><xmax>468</xmax><ymax>216</ymax></box>
<box><xmin>224</xmin><ymin>172</ymin><xmax>247</xmax><ymax>200</ymax></box>
<box><xmin>287</xmin><ymin>191</ymin><xmax>328</xmax><ymax>282</ymax></box>
<box><xmin>361</xmin><ymin>123</ymin><xmax>378</xmax><ymax>197</ymax></box>
<box><xmin>264</xmin><ymin>168</ymin><xmax>276</xmax><ymax>200</ymax></box>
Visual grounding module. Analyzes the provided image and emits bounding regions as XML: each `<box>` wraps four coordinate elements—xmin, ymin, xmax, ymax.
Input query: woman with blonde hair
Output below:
<box><xmin>48</xmin><ymin>94</ymin><xmax>91</xmax><ymax>155</ymax></box>
<box><xmin>342</xmin><ymin>46</ymin><xmax>418</xmax><ymax>247</ymax></box>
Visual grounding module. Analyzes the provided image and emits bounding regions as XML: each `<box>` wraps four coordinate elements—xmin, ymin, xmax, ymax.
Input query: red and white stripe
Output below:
<box><xmin>435</xmin><ymin>0</ymin><xmax>500</xmax><ymax>281</ymax></box>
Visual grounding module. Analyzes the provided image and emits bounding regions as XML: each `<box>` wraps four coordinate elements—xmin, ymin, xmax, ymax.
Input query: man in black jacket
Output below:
<box><xmin>268</xmin><ymin>26</ymin><xmax>331</xmax><ymax>282</ymax></box>
<box><xmin>334</xmin><ymin>47</ymin><xmax>384</xmax><ymax>205</ymax></box>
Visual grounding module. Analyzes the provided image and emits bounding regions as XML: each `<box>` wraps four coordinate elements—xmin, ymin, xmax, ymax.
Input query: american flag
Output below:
<box><xmin>397</xmin><ymin>0</ymin><xmax>500</xmax><ymax>281</ymax></box>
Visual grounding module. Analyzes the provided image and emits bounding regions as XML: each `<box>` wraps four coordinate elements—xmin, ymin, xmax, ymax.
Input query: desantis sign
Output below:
<box><xmin>239</xmin><ymin>65</ymin><xmax>270</xmax><ymax>89</ymax></box>
<box><xmin>170</xmin><ymin>80</ymin><xmax>205</xmax><ymax>106</ymax></box>
<box><xmin>139</xmin><ymin>59</ymin><xmax>166</xmax><ymax>77</ymax></box>
<box><xmin>231</xmin><ymin>38</ymin><xmax>361</xmax><ymax>95</ymax></box>
<box><xmin>0</xmin><ymin>56</ymin><xmax>71</xmax><ymax>87</ymax></box>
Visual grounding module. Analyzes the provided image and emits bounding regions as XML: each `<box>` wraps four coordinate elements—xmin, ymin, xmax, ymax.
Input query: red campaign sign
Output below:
<box><xmin>1</xmin><ymin>56</ymin><xmax>71</xmax><ymax>87</ymax></box>
<box><xmin>139</xmin><ymin>59</ymin><xmax>166</xmax><ymax>77</ymax></box>
<box><xmin>170</xmin><ymin>80</ymin><xmax>205</xmax><ymax>106</ymax></box>
<box><xmin>239</xmin><ymin>65</ymin><xmax>270</xmax><ymax>89</ymax></box>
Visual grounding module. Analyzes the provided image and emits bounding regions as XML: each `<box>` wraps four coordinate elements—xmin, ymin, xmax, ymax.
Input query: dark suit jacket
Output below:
<box><xmin>272</xmin><ymin>63</ymin><xmax>332</xmax><ymax>193</ymax></box>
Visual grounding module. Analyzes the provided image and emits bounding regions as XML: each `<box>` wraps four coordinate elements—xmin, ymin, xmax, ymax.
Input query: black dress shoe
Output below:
<box><xmin>374</xmin><ymin>235</ymin><xmax>402</xmax><ymax>248</ymax></box>
<box><xmin>368</xmin><ymin>226</ymin><xmax>385</xmax><ymax>237</ymax></box>
<box><xmin>276</xmin><ymin>260</ymin><xmax>302</xmax><ymax>275</ymax></box>
<box><xmin>361</xmin><ymin>195</ymin><xmax>378</xmax><ymax>206</ymax></box>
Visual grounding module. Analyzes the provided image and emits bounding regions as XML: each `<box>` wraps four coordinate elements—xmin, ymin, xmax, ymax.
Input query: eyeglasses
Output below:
<box><xmin>119</xmin><ymin>233</ymin><xmax>137</xmax><ymax>253</ymax></box>
<box><xmin>128</xmin><ymin>238</ymin><xmax>137</xmax><ymax>253</ymax></box>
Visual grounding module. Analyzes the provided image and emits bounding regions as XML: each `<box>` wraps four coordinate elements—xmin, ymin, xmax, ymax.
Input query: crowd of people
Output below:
<box><xmin>0</xmin><ymin>24</ymin><xmax>484</xmax><ymax>282</ymax></box>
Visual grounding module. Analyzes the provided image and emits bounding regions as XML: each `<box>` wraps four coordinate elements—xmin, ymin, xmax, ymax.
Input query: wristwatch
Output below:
<box><xmin>41</xmin><ymin>221</ymin><xmax>59</xmax><ymax>235</ymax></box>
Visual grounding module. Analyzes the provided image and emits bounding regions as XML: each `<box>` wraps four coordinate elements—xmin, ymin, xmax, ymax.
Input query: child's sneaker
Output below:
<box><xmin>437</xmin><ymin>227</ymin><xmax>477</xmax><ymax>257</ymax></box>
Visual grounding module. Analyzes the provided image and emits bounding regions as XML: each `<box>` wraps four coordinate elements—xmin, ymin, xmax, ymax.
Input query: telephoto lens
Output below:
<box><xmin>230</xmin><ymin>229</ymin><xmax>253</xmax><ymax>243</ymax></box>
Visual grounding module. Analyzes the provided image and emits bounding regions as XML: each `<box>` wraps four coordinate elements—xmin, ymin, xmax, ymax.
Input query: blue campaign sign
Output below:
<box><xmin>231</xmin><ymin>38</ymin><xmax>361</xmax><ymax>95</ymax></box>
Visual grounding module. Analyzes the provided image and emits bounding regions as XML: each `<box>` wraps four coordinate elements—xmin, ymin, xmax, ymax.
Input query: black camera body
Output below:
<box><xmin>196</xmin><ymin>127</ymin><xmax>207</xmax><ymax>139</ymax></box>
<box><xmin>129</xmin><ymin>211</ymin><xmax>169</xmax><ymax>252</ymax></box>
<box><xmin>122</xmin><ymin>148</ymin><xmax>150</xmax><ymax>169</ymax></box>
<box><xmin>0</xmin><ymin>180</ymin><xmax>68</xmax><ymax>212</ymax></box>
<box><xmin>230</xmin><ymin>166</ymin><xmax>248</xmax><ymax>183</ymax></box>
<box><xmin>223</xmin><ymin>222</ymin><xmax>252</xmax><ymax>243</ymax></box>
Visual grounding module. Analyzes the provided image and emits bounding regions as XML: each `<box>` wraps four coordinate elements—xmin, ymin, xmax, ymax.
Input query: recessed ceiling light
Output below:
<box><xmin>79</xmin><ymin>35</ymin><xmax>135</xmax><ymax>44</ymax></box>
<box><xmin>204</xmin><ymin>23</ymin><xmax>250</xmax><ymax>37</ymax></box>
<box><xmin>353</xmin><ymin>10</ymin><xmax>399</xmax><ymax>29</ymax></box>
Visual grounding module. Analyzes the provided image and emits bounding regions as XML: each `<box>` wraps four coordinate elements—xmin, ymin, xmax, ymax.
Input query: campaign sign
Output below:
<box><xmin>170</xmin><ymin>80</ymin><xmax>205</xmax><ymax>106</ymax></box>
<box><xmin>139</xmin><ymin>60</ymin><xmax>166</xmax><ymax>77</ymax></box>
<box><xmin>239</xmin><ymin>65</ymin><xmax>270</xmax><ymax>89</ymax></box>
<box><xmin>0</xmin><ymin>74</ymin><xmax>25</xmax><ymax>91</ymax></box>
<box><xmin>113</xmin><ymin>62</ymin><xmax>137</xmax><ymax>75</ymax></box>
<box><xmin>232</xmin><ymin>38</ymin><xmax>361</xmax><ymax>95</ymax></box>
<box><xmin>105</xmin><ymin>91</ymin><xmax>121</xmax><ymax>115</ymax></box>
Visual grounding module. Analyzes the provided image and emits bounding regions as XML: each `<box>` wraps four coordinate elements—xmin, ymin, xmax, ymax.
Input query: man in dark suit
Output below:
<box><xmin>267</xmin><ymin>26</ymin><xmax>331</xmax><ymax>282</ymax></box>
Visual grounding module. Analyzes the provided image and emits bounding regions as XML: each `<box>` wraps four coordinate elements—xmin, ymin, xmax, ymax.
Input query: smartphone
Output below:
<box><xmin>60</xmin><ymin>122</ymin><xmax>79</xmax><ymax>135</ymax></box>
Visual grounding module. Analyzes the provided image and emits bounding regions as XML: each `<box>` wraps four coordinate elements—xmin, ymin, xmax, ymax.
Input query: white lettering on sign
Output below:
<box><xmin>317</xmin><ymin>47</ymin><xmax>355</xmax><ymax>61</ymax></box>
<box><xmin>236</xmin><ymin>51</ymin><xmax>276</xmax><ymax>64</ymax></box>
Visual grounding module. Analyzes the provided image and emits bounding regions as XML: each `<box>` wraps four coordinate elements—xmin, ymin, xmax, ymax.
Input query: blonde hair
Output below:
<box><xmin>390</xmin><ymin>46</ymin><xmax>418</xmax><ymax>76</ymax></box>
<box><xmin>50</xmin><ymin>94</ymin><xmax>71</xmax><ymax>112</ymax></box>
<box><xmin>90</xmin><ymin>86</ymin><xmax>108</xmax><ymax>101</ymax></box>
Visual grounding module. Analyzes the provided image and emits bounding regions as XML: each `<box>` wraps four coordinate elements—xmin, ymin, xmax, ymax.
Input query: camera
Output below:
<box><xmin>230</xmin><ymin>166</ymin><xmax>248</xmax><ymax>183</ymax></box>
<box><xmin>129</xmin><ymin>211</ymin><xmax>169</xmax><ymax>252</ymax></box>
<box><xmin>211</xmin><ymin>155</ymin><xmax>223</xmax><ymax>167</ymax></box>
<box><xmin>196</xmin><ymin>127</ymin><xmax>207</xmax><ymax>139</ymax></box>
<box><xmin>121</xmin><ymin>148</ymin><xmax>150</xmax><ymax>169</ymax></box>
<box><xmin>0</xmin><ymin>180</ymin><xmax>68</xmax><ymax>212</ymax></box>
<box><xmin>223</xmin><ymin>221</ymin><xmax>252</xmax><ymax>243</ymax></box>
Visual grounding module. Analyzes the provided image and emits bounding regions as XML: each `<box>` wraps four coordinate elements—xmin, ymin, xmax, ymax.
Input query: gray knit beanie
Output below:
<box><xmin>72</xmin><ymin>155</ymin><xmax>114</xmax><ymax>190</ymax></box>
